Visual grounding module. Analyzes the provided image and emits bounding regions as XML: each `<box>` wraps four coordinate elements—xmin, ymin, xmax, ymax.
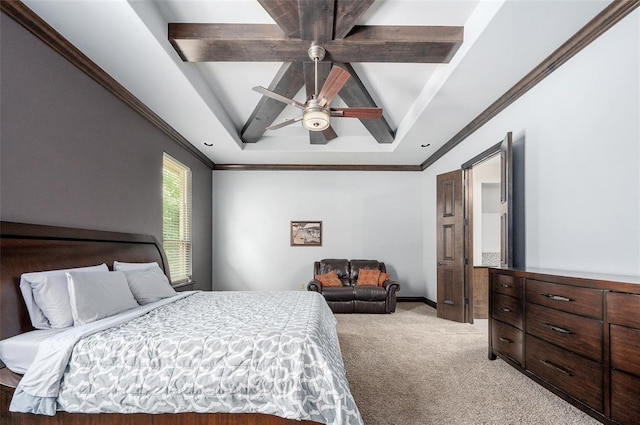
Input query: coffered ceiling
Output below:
<box><xmin>18</xmin><ymin>0</ymin><xmax>611</xmax><ymax>167</ymax></box>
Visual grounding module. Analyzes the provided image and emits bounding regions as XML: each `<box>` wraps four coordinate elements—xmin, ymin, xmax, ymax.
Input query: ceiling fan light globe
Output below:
<box><xmin>302</xmin><ymin>108</ymin><xmax>330</xmax><ymax>131</ymax></box>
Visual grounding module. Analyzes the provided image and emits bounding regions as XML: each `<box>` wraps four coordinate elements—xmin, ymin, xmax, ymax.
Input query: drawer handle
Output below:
<box><xmin>501</xmin><ymin>284</ymin><xmax>512</xmax><ymax>288</ymax></box>
<box><xmin>498</xmin><ymin>337</ymin><xmax>513</xmax><ymax>344</ymax></box>
<box><xmin>443</xmin><ymin>300</ymin><xmax>454</xmax><ymax>305</ymax></box>
<box><xmin>499</xmin><ymin>307</ymin><xmax>512</xmax><ymax>313</ymax></box>
<box><xmin>541</xmin><ymin>293</ymin><xmax>572</xmax><ymax>302</ymax></box>
<box><xmin>541</xmin><ymin>323</ymin><xmax>572</xmax><ymax>334</ymax></box>
<box><xmin>540</xmin><ymin>359</ymin><xmax>573</xmax><ymax>376</ymax></box>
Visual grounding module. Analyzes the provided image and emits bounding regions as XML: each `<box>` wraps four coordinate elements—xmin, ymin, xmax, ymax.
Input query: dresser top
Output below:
<box><xmin>489</xmin><ymin>267</ymin><xmax>640</xmax><ymax>292</ymax></box>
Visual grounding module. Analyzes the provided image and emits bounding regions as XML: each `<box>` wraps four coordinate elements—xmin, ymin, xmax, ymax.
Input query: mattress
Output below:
<box><xmin>10</xmin><ymin>291</ymin><xmax>362</xmax><ymax>425</ymax></box>
<box><xmin>0</xmin><ymin>328</ymin><xmax>67</xmax><ymax>374</ymax></box>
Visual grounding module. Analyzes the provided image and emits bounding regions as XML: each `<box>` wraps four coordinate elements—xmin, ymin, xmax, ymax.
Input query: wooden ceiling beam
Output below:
<box><xmin>336</xmin><ymin>63</ymin><xmax>394</xmax><ymax>144</ymax></box>
<box><xmin>299</xmin><ymin>0</ymin><xmax>334</xmax><ymax>44</ymax></box>
<box><xmin>169</xmin><ymin>24</ymin><xmax>463</xmax><ymax>63</ymax></box>
<box><xmin>260</xmin><ymin>0</ymin><xmax>376</xmax><ymax>43</ymax></box>
<box><xmin>258</xmin><ymin>0</ymin><xmax>300</xmax><ymax>38</ymax></box>
<box><xmin>169</xmin><ymin>2</ymin><xmax>449</xmax><ymax>145</ymax></box>
<box><xmin>333</xmin><ymin>0</ymin><xmax>375</xmax><ymax>39</ymax></box>
<box><xmin>240</xmin><ymin>62</ymin><xmax>305</xmax><ymax>143</ymax></box>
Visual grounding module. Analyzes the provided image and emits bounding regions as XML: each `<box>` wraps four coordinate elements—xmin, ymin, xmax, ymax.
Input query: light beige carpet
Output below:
<box><xmin>335</xmin><ymin>303</ymin><xmax>600</xmax><ymax>425</ymax></box>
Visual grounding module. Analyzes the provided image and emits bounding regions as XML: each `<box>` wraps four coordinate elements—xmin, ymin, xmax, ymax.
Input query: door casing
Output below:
<box><xmin>459</xmin><ymin>133</ymin><xmax>512</xmax><ymax>323</ymax></box>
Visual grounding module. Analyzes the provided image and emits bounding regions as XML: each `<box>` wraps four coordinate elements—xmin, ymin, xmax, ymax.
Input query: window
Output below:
<box><xmin>163</xmin><ymin>153</ymin><xmax>192</xmax><ymax>284</ymax></box>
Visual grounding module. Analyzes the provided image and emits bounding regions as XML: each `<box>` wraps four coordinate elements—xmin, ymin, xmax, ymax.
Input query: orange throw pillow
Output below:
<box><xmin>315</xmin><ymin>271</ymin><xmax>342</xmax><ymax>287</ymax></box>
<box><xmin>357</xmin><ymin>269</ymin><xmax>381</xmax><ymax>286</ymax></box>
<box><xmin>378</xmin><ymin>272</ymin><xmax>390</xmax><ymax>286</ymax></box>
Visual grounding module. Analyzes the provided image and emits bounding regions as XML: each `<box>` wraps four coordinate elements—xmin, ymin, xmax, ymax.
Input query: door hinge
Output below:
<box><xmin>464</xmin><ymin>297</ymin><xmax>469</xmax><ymax>305</ymax></box>
<box><xmin>464</xmin><ymin>258</ymin><xmax>469</xmax><ymax>265</ymax></box>
<box><xmin>463</xmin><ymin>218</ymin><xmax>469</xmax><ymax>226</ymax></box>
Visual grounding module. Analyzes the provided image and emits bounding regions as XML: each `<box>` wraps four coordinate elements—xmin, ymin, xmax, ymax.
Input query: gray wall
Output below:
<box><xmin>0</xmin><ymin>13</ymin><xmax>212</xmax><ymax>290</ymax></box>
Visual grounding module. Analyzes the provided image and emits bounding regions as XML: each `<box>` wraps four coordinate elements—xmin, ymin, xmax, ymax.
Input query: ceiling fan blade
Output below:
<box><xmin>266</xmin><ymin>116</ymin><xmax>302</xmax><ymax>130</ymax></box>
<box><xmin>317</xmin><ymin>66</ymin><xmax>350</xmax><ymax>107</ymax></box>
<box><xmin>321</xmin><ymin>126</ymin><xmax>338</xmax><ymax>141</ymax></box>
<box><xmin>331</xmin><ymin>107</ymin><xmax>383</xmax><ymax>119</ymax></box>
<box><xmin>309</xmin><ymin>125</ymin><xmax>337</xmax><ymax>144</ymax></box>
<box><xmin>253</xmin><ymin>86</ymin><xmax>306</xmax><ymax>110</ymax></box>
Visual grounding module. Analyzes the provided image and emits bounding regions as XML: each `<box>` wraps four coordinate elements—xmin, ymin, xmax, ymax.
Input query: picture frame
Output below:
<box><xmin>290</xmin><ymin>221</ymin><xmax>322</xmax><ymax>246</ymax></box>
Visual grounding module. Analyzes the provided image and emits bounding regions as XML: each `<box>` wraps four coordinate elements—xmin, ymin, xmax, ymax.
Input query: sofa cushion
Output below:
<box><xmin>350</xmin><ymin>260</ymin><xmax>382</xmax><ymax>281</ymax></box>
<box><xmin>378</xmin><ymin>272</ymin><xmax>390</xmax><ymax>286</ymax></box>
<box><xmin>357</xmin><ymin>269</ymin><xmax>381</xmax><ymax>286</ymax></box>
<box><xmin>321</xmin><ymin>286</ymin><xmax>355</xmax><ymax>302</ymax></box>
<box><xmin>353</xmin><ymin>286</ymin><xmax>387</xmax><ymax>302</ymax></box>
<box><xmin>316</xmin><ymin>259</ymin><xmax>350</xmax><ymax>285</ymax></box>
<box><xmin>315</xmin><ymin>271</ymin><xmax>342</xmax><ymax>287</ymax></box>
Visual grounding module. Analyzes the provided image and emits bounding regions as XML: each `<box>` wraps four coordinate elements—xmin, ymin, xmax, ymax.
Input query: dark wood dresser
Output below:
<box><xmin>488</xmin><ymin>267</ymin><xmax>640</xmax><ymax>425</ymax></box>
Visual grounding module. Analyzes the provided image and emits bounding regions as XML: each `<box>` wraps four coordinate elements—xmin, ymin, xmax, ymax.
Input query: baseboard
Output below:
<box><xmin>397</xmin><ymin>296</ymin><xmax>437</xmax><ymax>309</ymax></box>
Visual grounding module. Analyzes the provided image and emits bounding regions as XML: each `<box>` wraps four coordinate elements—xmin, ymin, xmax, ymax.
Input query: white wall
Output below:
<box><xmin>422</xmin><ymin>9</ymin><xmax>640</xmax><ymax>299</ymax></box>
<box><xmin>213</xmin><ymin>170</ymin><xmax>425</xmax><ymax>296</ymax></box>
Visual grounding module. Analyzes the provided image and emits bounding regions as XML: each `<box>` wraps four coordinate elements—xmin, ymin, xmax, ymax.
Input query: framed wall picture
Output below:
<box><xmin>290</xmin><ymin>221</ymin><xmax>322</xmax><ymax>246</ymax></box>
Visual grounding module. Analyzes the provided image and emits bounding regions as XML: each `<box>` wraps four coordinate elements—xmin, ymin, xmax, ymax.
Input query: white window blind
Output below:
<box><xmin>162</xmin><ymin>154</ymin><xmax>192</xmax><ymax>284</ymax></box>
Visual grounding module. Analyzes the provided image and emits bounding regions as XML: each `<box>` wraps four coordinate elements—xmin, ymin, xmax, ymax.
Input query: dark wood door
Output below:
<box><xmin>437</xmin><ymin>169</ymin><xmax>465</xmax><ymax>322</ymax></box>
<box><xmin>500</xmin><ymin>132</ymin><xmax>513</xmax><ymax>268</ymax></box>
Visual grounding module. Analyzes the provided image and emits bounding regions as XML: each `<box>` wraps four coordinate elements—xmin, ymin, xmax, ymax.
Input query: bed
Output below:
<box><xmin>0</xmin><ymin>221</ymin><xmax>361</xmax><ymax>425</ymax></box>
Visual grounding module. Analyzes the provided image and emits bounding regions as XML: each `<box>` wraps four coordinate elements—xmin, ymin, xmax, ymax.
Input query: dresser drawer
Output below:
<box><xmin>526</xmin><ymin>280</ymin><xmax>603</xmax><ymax>319</ymax></box>
<box><xmin>526</xmin><ymin>335</ymin><xmax>603</xmax><ymax>413</ymax></box>
<box><xmin>526</xmin><ymin>303</ymin><xmax>603</xmax><ymax>362</ymax></box>
<box><xmin>611</xmin><ymin>324</ymin><xmax>640</xmax><ymax>376</ymax></box>
<box><xmin>607</xmin><ymin>292</ymin><xmax>640</xmax><ymax>328</ymax></box>
<box><xmin>491</xmin><ymin>293</ymin><xmax>522</xmax><ymax>330</ymax></box>
<box><xmin>491</xmin><ymin>273</ymin><xmax>522</xmax><ymax>298</ymax></box>
<box><xmin>611</xmin><ymin>370</ymin><xmax>640</xmax><ymax>425</ymax></box>
<box><xmin>491</xmin><ymin>319</ymin><xmax>523</xmax><ymax>366</ymax></box>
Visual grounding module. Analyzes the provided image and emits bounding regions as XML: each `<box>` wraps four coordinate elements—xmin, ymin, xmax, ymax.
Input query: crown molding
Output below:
<box><xmin>1</xmin><ymin>1</ymin><xmax>215</xmax><ymax>169</ymax></box>
<box><xmin>213</xmin><ymin>164</ymin><xmax>422</xmax><ymax>172</ymax></box>
<box><xmin>420</xmin><ymin>0</ymin><xmax>640</xmax><ymax>170</ymax></box>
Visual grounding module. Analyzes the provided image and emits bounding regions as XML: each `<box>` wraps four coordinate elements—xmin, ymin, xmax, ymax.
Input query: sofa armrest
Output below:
<box><xmin>382</xmin><ymin>279</ymin><xmax>400</xmax><ymax>313</ymax></box>
<box><xmin>382</xmin><ymin>279</ymin><xmax>400</xmax><ymax>293</ymax></box>
<box><xmin>307</xmin><ymin>280</ymin><xmax>322</xmax><ymax>293</ymax></box>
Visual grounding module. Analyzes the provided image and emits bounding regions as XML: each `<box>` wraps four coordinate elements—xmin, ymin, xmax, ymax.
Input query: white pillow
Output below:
<box><xmin>66</xmin><ymin>270</ymin><xmax>139</xmax><ymax>326</ymax></box>
<box><xmin>113</xmin><ymin>261</ymin><xmax>159</xmax><ymax>271</ymax></box>
<box><xmin>20</xmin><ymin>263</ymin><xmax>109</xmax><ymax>329</ymax></box>
<box><xmin>122</xmin><ymin>266</ymin><xmax>177</xmax><ymax>305</ymax></box>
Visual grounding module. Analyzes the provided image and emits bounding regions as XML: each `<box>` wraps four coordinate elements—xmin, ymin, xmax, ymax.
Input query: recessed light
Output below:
<box><xmin>420</xmin><ymin>143</ymin><xmax>431</xmax><ymax>148</ymax></box>
<box><xmin>203</xmin><ymin>142</ymin><xmax>214</xmax><ymax>147</ymax></box>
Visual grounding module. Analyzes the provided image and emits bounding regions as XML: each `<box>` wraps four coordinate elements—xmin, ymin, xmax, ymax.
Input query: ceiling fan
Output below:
<box><xmin>252</xmin><ymin>44</ymin><xmax>383</xmax><ymax>139</ymax></box>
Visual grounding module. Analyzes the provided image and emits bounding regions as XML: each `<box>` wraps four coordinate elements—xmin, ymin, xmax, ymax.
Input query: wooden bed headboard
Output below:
<box><xmin>0</xmin><ymin>221</ymin><xmax>169</xmax><ymax>341</ymax></box>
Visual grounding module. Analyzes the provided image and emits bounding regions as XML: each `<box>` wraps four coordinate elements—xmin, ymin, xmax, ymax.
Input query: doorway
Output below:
<box><xmin>467</xmin><ymin>155</ymin><xmax>501</xmax><ymax>327</ymax></box>
<box><xmin>435</xmin><ymin>144</ymin><xmax>501</xmax><ymax>324</ymax></box>
<box><xmin>436</xmin><ymin>132</ymin><xmax>521</xmax><ymax>324</ymax></box>
<box><xmin>463</xmin><ymin>131</ymin><xmax>522</xmax><ymax>326</ymax></box>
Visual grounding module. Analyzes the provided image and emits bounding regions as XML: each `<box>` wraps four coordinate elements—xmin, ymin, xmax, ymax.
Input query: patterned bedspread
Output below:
<box><xmin>54</xmin><ymin>291</ymin><xmax>362</xmax><ymax>424</ymax></box>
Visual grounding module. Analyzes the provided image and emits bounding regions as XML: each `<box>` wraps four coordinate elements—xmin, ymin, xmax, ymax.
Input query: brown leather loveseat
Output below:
<box><xmin>307</xmin><ymin>259</ymin><xmax>400</xmax><ymax>313</ymax></box>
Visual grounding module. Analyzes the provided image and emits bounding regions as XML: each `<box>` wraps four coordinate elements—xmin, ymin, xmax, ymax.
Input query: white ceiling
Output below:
<box><xmin>22</xmin><ymin>0</ymin><xmax>610</xmax><ymax>166</ymax></box>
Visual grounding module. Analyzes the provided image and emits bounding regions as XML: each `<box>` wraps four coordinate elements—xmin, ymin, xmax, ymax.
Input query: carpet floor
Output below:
<box><xmin>335</xmin><ymin>302</ymin><xmax>600</xmax><ymax>425</ymax></box>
